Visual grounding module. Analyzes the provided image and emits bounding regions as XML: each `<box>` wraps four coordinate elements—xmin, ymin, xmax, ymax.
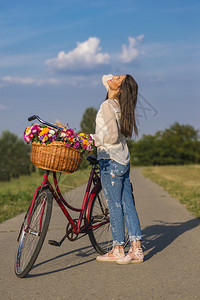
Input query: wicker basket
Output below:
<box><xmin>31</xmin><ymin>141</ymin><xmax>83</xmax><ymax>173</ymax></box>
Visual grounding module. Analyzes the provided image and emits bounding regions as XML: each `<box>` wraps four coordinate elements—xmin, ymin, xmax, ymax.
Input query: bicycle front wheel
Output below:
<box><xmin>88</xmin><ymin>187</ymin><xmax>129</xmax><ymax>255</ymax></box>
<box><xmin>14</xmin><ymin>188</ymin><xmax>53</xmax><ymax>278</ymax></box>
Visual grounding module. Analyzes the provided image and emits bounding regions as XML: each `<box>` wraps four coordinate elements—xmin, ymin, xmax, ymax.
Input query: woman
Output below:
<box><xmin>91</xmin><ymin>74</ymin><xmax>144</xmax><ymax>264</ymax></box>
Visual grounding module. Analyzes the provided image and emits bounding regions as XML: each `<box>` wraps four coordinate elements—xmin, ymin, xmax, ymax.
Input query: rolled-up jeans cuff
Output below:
<box><xmin>113</xmin><ymin>241</ymin><xmax>124</xmax><ymax>246</ymax></box>
<box><xmin>129</xmin><ymin>235</ymin><xmax>142</xmax><ymax>241</ymax></box>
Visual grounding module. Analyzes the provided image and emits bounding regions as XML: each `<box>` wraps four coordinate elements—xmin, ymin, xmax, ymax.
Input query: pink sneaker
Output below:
<box><xmin>96</xmin><ymin>246</ymin><xmax>125</xmax><ymax>262</ymax></box>
<box><xmin>117</xmin><ymin>247</ymin><xmax>144</xmax><ymax>264</ymax></box>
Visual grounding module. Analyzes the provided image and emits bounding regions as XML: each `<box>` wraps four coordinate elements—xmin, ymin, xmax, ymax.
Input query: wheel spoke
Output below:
<box><xmin>15</xmin><ymin>189</ymin><xmax>52</xmax><ymax>278</ymax></box>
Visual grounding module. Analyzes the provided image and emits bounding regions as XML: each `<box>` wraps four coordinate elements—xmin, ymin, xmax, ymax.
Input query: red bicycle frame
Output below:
<box><xmin>25</xmin><ymin>166</ymin><xmax>101</xmax><ymax>235</ymax></box>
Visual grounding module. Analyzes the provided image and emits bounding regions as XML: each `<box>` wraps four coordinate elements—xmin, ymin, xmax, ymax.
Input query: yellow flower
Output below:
<box><xmin>82</xmin><ymin>138</ymin><xmax>89</xmax><ymax>146</ymax></box>
<box><xmin>39</xmin><ymin>128</ymin><xmax>50</xmax><ymax>136</ymax></box>
<box><xmin>42</xmin><ymin>135</ymin><xmax>48</xmax><ymax>141</ymax></box>
<box><xmin>79</xmin><ymin>133</ymin><xmax>85</xmax><ymax>137</ymax></box>
<box><xmin>25</xmin><ymin>126</ymin><xmax>31</xmax><ymax>133</ymax></box>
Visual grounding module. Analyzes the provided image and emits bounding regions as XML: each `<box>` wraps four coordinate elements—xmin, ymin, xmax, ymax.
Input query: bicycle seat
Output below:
<box><xmin>86</xmin><ymin>156</ymin><xmax>98</xmax><ymax>165</ymax></box>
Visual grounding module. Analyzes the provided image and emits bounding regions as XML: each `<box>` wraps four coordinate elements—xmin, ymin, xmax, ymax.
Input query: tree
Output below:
<box><xmin>80</xmin><ymin>107</ymin><xmax>97</xmax><ymax>134</ymax></box>
<box><xmin>79</xmin><ymin>107</ymin><xmax>98</xmax><ymax>168</ymax></box>
<box><xmin>160</xmin><ymin>123</ymin><xmax>200</xmax><ymax>164</ymax></box>
<box><xmin>0</xmin><ymin>131</ymin><xmax>32</xmax><ymax>181</ymax></box>
<box><xmin>129</xmin><ymin>123</ymin><xmax>200</xmax><ymax>166</ymax></box>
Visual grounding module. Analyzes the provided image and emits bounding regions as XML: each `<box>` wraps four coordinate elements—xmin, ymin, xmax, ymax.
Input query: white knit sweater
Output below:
<box><xmin>92</xmin><ymin>98</ymin><xmax>130</xmax><ymax>165</ymax></box>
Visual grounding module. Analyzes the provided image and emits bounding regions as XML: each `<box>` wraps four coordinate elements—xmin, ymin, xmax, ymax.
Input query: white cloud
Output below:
<box><xmin>0</xmin><ymin>75</ymin><xmax>100</xmax><ymax>88</ymax></box>
<box><xmin>1</xmin><ymin>76</ymin><xmax>35</xmax><ymax>85</ymax></box>
<box><xmin>45</xmin><ymin>37</ymin><xmax>110</xmax><ymax>71</ymax></box>
<box><xmin>118</xmin><ymin>35</ymin><xmax>144</xmax><ymax>63</ymax></box>
<box><xmin>0</xmin><ymin>76</ymin><xmax>61</xmax><ymax>86</ymax></box>
<box><xmin>36</xmin><ymin>78</ymin><xmax>61</xmax><ymax>86</ymax></box>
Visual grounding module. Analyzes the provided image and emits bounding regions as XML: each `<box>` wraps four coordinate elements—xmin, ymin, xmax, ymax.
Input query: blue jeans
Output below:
<box><xmin>99</xmin><ymin>159</ymin><xmax>142</xmax><ymax>245</ymax></box>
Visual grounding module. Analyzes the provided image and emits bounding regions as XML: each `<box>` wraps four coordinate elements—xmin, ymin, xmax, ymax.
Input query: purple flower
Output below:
<box><xmin>86</xmin><ymin>144</ymin><xmax>93</xmax><ymax>151</ymax></box>
<box><xmin>74</xmin><ymin>142</ymin><xmax>80</xmax><ymax>149</ymax></box>
<box><xmin>65</xmin><ymin>143</ymin><xmax>72</xmax><ymax>147</ymax></box>
<box><xmin>23</xmin><ymin>123</ymin><xmax>95</xmax><ymax>153</ymax></box>
<box><xmin>31</xmin><ymin>124</ymin><xmax>41</xmax><ymax>134</ymax></box>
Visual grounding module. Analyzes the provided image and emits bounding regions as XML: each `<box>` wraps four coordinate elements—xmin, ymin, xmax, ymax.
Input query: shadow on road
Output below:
<box><xmin>25</xmin><ymin>218</ymin><xmax>199</xmax><ymax>277</ymax></box>
<box><xmin>142</xmin><ymin>218</ymin><xmax>200</xmax><ymax>261</ymax></box>
<box><xmin>27</xmin><ymin>244</ymin><xmax>96</xmax><ymax>278</ymax></box>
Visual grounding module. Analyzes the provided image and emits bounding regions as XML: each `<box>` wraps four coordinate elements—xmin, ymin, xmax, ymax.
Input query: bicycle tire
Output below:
<box><xmin>14</xmin><ymin>188</ymin><xmax>53</xmax><ymax>278</ymax></box>
<box><xmin>88</xmin><ymin>187</ymin><xmax>129</xmax><ymax>255</ymax></box>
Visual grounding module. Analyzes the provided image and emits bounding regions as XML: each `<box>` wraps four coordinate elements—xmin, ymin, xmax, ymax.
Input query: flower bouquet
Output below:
<box><xmin>24</xmin><ymin>124</ymin><xmax>95</xmax><ymax>173</ymax></box>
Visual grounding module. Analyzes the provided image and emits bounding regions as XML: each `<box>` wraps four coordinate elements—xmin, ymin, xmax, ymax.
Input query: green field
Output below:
<box><xmin>0</xmin><ymin>168</ymin><xmax>90</xmax><ymax>223</ymax></box>
<box><xmin>142</xmin><ymin>165</ymin><xmax>200</xmax><ymax>218</ymax></box>
<box><xmin>1</xmin><ymin>164</ymin><xmax>200</xmax><ymax>223</ymax></box>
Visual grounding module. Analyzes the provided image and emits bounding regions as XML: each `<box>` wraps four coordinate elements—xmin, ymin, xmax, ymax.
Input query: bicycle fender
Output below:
<box><xmin>85</xmin><ymin>184</ymin><xmax>101</xmax><ymax>223</ymax></box>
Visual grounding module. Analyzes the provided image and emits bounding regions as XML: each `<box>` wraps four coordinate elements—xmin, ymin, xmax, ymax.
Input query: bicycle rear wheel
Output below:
<box><xmin>14</xmin><ymin>188</ymin><xmax>53</xmax><ymax>278</ymax></box>
<box><xmin>88</xmin><ymin>187</ymin><xmax>129</xmax><ymax>255</ymax></box>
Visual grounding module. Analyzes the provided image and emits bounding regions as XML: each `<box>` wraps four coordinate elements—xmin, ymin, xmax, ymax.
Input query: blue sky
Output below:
<box><xmin>0</xmin><ymin>0</ymin><xmax>199</xmax><ymax>138</ymax></box>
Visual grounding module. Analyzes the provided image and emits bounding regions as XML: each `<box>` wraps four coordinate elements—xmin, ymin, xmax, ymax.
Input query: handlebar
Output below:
<box><xmin>28</xmin><ymin>115</ymin><xmax>64</xmax><ymax>130</ymax></box>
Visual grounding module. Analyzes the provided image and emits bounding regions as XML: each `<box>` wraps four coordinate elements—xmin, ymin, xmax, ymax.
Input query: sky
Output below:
<box><xmin>0</xmin><ymin>0</ymin><xmax>199</xmax><ymax>139</ymax></box>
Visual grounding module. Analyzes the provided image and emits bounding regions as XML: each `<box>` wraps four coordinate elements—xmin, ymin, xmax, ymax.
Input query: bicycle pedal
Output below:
<box><xmin>48</xmin><ymin>240</ymin><xmax>61</xmax><ymax>247</ymax></box>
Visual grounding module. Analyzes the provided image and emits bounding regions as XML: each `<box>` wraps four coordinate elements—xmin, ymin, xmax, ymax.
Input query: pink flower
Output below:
<box><xmin>65</xmin><ymin>143</ymin><xmax>72</xmax><ymax>147</ymax></box>
<box><xmin>74</xmin><ymin>142</ymin><xmax>80</xmax><ymax>149</ymax></box>
<box><xmin>24</xmin><ymin>135</ymin><xmax>31</xmax><ymax>143</ymax></box>
<box><xmin>23</xmin><ymin>123</ymin><xmax>95</xmax><ymax>153</ymax></box>
<box><xmin>31</xmin><ymin>124</ymin><xmax>41</xmax><ymax>134</ymax></box>
<box><xmin>86</xmin><ymin>144</ymin><xmax>93</xmax><ymax>151</ymax></box>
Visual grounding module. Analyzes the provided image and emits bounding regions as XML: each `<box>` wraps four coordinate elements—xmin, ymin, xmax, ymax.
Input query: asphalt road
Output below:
<box><xmin>0</xmin><ymin>168</ymin><xmax>199</xmax><ymax>300</ymax></box>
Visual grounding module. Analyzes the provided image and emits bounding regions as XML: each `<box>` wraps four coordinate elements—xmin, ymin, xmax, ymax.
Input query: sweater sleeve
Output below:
<box><xmin>93</xmin><ymin>101</ymin><xmax>119</xmax><ymax>145</ymax></box>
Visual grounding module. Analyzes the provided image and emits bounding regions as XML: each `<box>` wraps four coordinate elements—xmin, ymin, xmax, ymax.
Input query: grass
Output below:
<box><xmin>2</xmin><ymin>164</ymin><xmax>200</xmax><ymax>223</ymax></box>
<box><xmin>0</xmin><ymin>168</ymin><xmax>90</xmax><ymax>223</ymax></box>
<box><xmin>141</xmin><ymin>165</ymin><xmax>200</xmax><ymax>218</ymax></box>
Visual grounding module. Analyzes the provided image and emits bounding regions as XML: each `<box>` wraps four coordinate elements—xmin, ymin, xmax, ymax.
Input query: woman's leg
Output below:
<box><xmin>99</xmin><ymin>159</ymin><xmax>127</xmax><ymax>245</ymax></box>
<box><xmin>122</xmin><ymin>168</ymin><xmax>142</xmax><ymax>241</ymax></box>
<box><xmin>117</xmin><ymin>164</ymin><xmax>144</xmax><ymax>264</ymax></box>
<box><xmin>98</xmin><ymin>159</ymin><xmax>144</xmax><ymax>263</ymax></box>
<box><xmin>96</xmin><ymin>159</ymin><xmax>126</xmax><ymax>261</ymax></box>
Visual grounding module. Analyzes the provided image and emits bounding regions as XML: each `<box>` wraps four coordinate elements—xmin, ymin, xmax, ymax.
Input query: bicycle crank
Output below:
<box><xmin>48</xmin><ymin>220</ymin><xmax>79</xmax><ymax>247</ymax></box>
<box><xmin>66</xmin><ymin>222</ymin><xmax>79</xmax><ymax>241</ymax></box>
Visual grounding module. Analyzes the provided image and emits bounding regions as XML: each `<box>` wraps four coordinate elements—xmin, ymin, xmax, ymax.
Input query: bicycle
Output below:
<box><xmin>14</xmin><ymin>115</ymin><xmax>129</xmax><ymax>278</ymax></box>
